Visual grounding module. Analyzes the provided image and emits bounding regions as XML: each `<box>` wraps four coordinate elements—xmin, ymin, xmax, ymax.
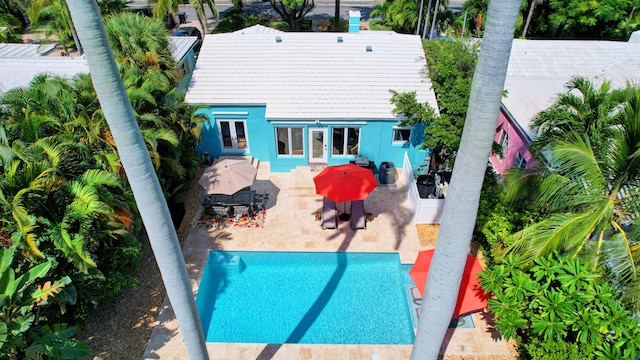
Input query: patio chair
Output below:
<box><xmin>350</xmin><ymin>200</ymin><xmax>366</xmax><ymax>229</ymax></box>
<box><xmin>321</xmin><ymin>197</ymin><xmax>337</xmax><ymax>230</ymax></box>
<box><xmin>211</xmin><ymin>205</ymin><xmax>228</xmax><ymax>217</ymax></box>
<box><xmin>234</xmin><ymin>205</ymin><xmax>250</xmax><ymax>217</ymax></box>
<box><xmin>198</xmin><ymin>190</ymin><xmax>211</xmax><ymax>208</ymax></box>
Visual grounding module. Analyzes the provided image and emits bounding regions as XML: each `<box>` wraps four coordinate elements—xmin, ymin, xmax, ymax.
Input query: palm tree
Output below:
<box><xmin>104</xmin><ymin>13</ymin><xmax>179</xmax><ymax>84</ymax></box>
<box><xmin>28</xmin><ymin>0</ymin><xmax>82</xmax><ymax>54</ymax></box>
<box><xmin>528</xmin><ymin>76</ymin><xmax>626</xmax><ymax>160</ymax></box>
<box><xmin>410</xmin><ymin>0</ymin><xmax>521</xmax><ymax>358</ymax></box>
<box><xmin>65</xmin><ymin>0</ymin><xmax>208</xmax><ymax>358</ymax></box>
<box><xmin>504</xmin><ymin>86</ymin><xmax>640</xmax><ymax>306</ymax></box>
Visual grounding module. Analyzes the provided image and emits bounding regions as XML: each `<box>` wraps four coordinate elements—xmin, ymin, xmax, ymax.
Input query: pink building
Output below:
<box><xmin>489</xmin><ymin>36</ymin><xmax>640</xmax><ymax>175</ymax></box>
<box><xmin>489</xmin><ymin>106</ymin><xmax>534</xmax><ymax>174</ymax></box>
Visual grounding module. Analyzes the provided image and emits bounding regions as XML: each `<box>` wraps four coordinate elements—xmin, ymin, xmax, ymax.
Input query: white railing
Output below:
<box><xmin>402</xmin><ymin>153</ymin><xmax>445</xmax><ymax>224</ymax></box>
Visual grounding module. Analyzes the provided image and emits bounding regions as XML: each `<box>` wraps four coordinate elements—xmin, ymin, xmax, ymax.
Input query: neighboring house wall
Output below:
<box><xmin>176</xmin><ymin>50</ymin><xmax>196</xmax><ymax>93</ymax></box>
<box><xmin>489</xmin><ymin>107</ymin><xmax>534</xmax><ymax>174</ymax></box>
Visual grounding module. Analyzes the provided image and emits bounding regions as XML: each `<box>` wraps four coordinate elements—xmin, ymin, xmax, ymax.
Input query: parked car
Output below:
<box><xmin>174</xmin><ymin>26</ymin><xmax>202</xmax><ymax>53</ymax></box>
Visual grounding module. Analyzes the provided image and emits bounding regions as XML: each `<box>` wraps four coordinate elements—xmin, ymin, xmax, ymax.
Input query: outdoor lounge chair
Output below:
<box><xmin>321</xmin><ymin>197</ymin><xmax>337</xmax><ymax>230</ymax></box>
<box><xmin>350</xmin><ymin>200</ymin><xmax>366</xmax><ymax>229</ymax></box>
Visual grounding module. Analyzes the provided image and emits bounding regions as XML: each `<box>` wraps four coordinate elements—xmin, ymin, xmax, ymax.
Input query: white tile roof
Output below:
<box><xmin>169</xmin><ymin>36</ymin><xmax>198</xmax><ymax>62</ymax></box>
<box><xmin>0</xmin><ymin>57</ymin><xmax>89</xmax><ymax>94</ymax></box>
<box><xmin>185</xmin><ymin>29</ymin><xmax>438</xmax><ymax>120</ymax></box>
<box><xmin>233</xmin><ymin>25</ymin><xmax>283</xmax><ymax>35</ymax></box>
<box><xmin>0</xmin><ymin>43</ymin><xmax>56</xmax><ymax>57</ymax></box>
<box><xmin>503</xmin><ymin>39</ymin><xmax>640</xmax><ymax>138</ymax></box>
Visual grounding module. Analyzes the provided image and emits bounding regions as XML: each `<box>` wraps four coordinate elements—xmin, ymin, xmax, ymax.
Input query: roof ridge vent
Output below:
<box><xmin>275</xmin><ymin>36</ymin><xmax>282</xmax><ymax>43</ymax></box>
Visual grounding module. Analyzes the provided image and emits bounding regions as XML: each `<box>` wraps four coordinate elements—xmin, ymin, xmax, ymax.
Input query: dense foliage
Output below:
<box><xmin>479</xmin><ymin>253</ymin><xmax>640</xmax><ymax>359</ymax></box>
<box><xmin>464</xmin><ymin>0</ymin><xmax>638</xmax><ymax>40</ymax></box>
<box><xmin>212</xmin><ymin>0</ymin><xmax>261</xmax><ymax>34</ymax></box>
<box><xmin>473</xmin><ymin>168</ymin><xmax>543</xmax><ymax>265</ymax></box>
<box><xmin>0</xmin><ymin>13</ymin><xmax>201</xmax><ymax>357</ymax></box>
<box><xmin>504</xmin><ymin>83</ymin><xmax>640</xmax><ymax>311</ymax></box>
<box><xmin>370</xmin><ymin>0</ymin><xmax>420</xmax><ymax>34</ymax></box>
<box><xmin>390</xmin><ymin>37</ymin><xmax>479</xmax><ymax>167</ymax></box>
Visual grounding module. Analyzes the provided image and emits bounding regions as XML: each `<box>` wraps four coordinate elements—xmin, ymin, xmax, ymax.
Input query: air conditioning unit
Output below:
<box><xmin>355</xmin><ymin>156</ymin><xmax>369</xmax><ymax>166</ymax></box>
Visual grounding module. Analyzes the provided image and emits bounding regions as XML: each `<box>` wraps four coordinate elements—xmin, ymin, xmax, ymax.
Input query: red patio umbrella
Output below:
<box><xmin>409</xmin><ymin>249</ymin><xmax>490</xmax><ymax>317</ymax></box>
<box><xmin>313</xmin><ymin>164</ymin><xmax>378</xmax><ymax>203</ymax></box>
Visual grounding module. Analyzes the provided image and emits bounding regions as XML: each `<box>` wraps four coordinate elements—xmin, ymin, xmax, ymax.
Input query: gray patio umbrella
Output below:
<box><xmin>198</xmin><ymin>159</ymin><xmax>257</xmax><ymax>195</ymax></box>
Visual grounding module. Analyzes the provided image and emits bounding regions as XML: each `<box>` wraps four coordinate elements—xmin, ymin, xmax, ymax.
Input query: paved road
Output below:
<box><xmin>129</xmin><ymin>0</ymin><xmax>464</xmax><ymax>31</ymax></box>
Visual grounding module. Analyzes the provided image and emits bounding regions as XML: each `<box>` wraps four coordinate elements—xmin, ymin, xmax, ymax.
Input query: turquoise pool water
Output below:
<box><xmin>196</xmin><ymin>251</ymin><xmax>415</xmax><ymax>344</ymax></box>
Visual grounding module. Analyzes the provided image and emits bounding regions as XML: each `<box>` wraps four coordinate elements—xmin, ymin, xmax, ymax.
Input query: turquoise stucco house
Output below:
<box><xmin>185</xmin><ymin>25</ymin><xmax>439</xmax><ymax>172</ymax></box>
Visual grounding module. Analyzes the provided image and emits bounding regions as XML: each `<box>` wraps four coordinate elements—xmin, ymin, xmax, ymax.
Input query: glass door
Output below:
<box><xmin>308</xmin><ymin>128</ymin><xmax>327</xmax><ymax>163</ymax></box>
<box><xmin>218</xmin><ymin>119</ymin><xmax>249</xmax><ymax>153</ymax></box>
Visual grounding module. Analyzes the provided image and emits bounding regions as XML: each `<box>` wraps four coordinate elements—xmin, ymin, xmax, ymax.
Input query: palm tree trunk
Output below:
<box><xmin>428</xmin><ymin>0</ymin><xmax>439</xmax><ymax>40</ymax></box>
<box><xmin>67</xmin><ymin>18</ymin><xmax>82</xmax><ymax>54</ymax></box>
<box><xmin>422</xmin><ymin>0</ymin><xmax>432</xmax><ymax>38</ymax></box>
<box><xmin>66</xmin><ymin>1</ymin><xmax>209</xmax><ymax>359</ymax></box>
<box><xmin>416</xmin><ymin>0</ymin><xmax>425</xmax><ymax>35</ymax></box>
<box><xmin>522</xmin><ymin>0</ymin><xmax>537</xmax><ymax>38</ymax></box>
<box><xmin>410</xmin><ymin>0</ymin><xmax>521</xmax><ymax>358</ymax></box>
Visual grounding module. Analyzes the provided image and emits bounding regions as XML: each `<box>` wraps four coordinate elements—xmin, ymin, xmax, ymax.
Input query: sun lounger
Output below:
<box><xmin>321</xmin><ymin>198</ymin><xmax>337</xmax><ymax>230</ymax></box>
<box><xmin>350</xmin><ymin>200</ymin><xmax>366</xmax><ymax>229</ymax></box>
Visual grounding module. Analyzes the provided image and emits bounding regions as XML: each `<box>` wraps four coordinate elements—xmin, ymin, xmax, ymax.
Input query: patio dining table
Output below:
<box><xmin>209</xmin><ymin>190</ymin><xmax>256</xmax><ymax>206</ymax></box>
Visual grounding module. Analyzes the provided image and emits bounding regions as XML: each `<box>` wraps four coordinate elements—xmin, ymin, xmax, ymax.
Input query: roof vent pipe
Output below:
<box><xmin>337</xmin><ymin>36</ymin><xmax>343</xmax><ymax>43</ymax></box>
<box><xmin>275</xmin><ymin>36</ymin><xmax>282</xmax><ymax>43</ymax></box>
<box><xmin>366</xmin><ymin>46</ymin><xmax>372</xmax><ymax>52</ymax></box>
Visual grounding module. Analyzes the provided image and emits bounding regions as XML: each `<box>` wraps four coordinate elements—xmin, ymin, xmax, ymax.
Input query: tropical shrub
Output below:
<box><xmin>0</xmin><ymin>12</ymin><xmax>203</xmax><ymax>356</ymax></box>
<box><xmin>479</xmin><ymin>253</ymin><xmax>640</xmax><ymax>360</ymax></box>
<box><xmin>0</xmin><ymin>245</ymin><xmax>90</xmax><ymax>358</ymax></box>
<box><xmin>390</xmin><ymin>37</ymin><xmax>479</xmax><ymax>167</ymax></box>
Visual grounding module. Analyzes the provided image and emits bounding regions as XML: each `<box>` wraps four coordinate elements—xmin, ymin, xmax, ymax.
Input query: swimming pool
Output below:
<box><xmin>196</xmin><ymin>251</ymin><xmax>415</xmax><ymax>344</ymax></box>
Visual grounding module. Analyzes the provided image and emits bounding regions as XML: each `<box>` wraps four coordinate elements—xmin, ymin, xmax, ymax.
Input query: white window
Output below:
<box><xmin>276</xmin><ymin>127</ymin><xmax>304</xmax><ymax>156</ymax></box>
<box><xmin>514</xmin><ymin>152</ymin><xmax>527</xmax><ymax>169</ymax></box>
<box><xmin>332</xmin><ymin>127</ymin><xmax>360</xmax><ymax>155</ymax></box>
<box><xmin>392</xmin><ymin>127</ymin><xmax>411</xmax><ymax>144</ymax></box>
<box><xmin>498</xmin><ymin>131</ymin><xmax>508</xmax><ymax>158</ymax></box>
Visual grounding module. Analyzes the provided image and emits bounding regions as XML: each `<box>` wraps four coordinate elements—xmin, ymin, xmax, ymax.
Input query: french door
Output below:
<box><xmin>218</xmin><ymin>119</ymin><xmax>249</xmax><ymax>153</ymax></box>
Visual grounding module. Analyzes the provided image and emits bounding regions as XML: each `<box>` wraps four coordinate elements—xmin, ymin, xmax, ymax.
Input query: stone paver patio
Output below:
<box><xmin>143</xmin><ymin>161</ymin><xmax>513</xmax><ymax>359</ymax></box>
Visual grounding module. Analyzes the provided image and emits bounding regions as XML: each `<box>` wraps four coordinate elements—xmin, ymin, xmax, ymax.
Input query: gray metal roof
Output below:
<box><xmin>503</xmin><ymin>39</ymin><xmax>640</xmax><ymax>138</ymax></box>
<box><xmin>0</xmin><ymin>57</ymin><xmax>89</xmax><ymax>94</ymax></box>
<box><xmin>0</xmin><ymin>38</ymin><xmax>196</xmax><ymax>94</ymax></box>
<box><xmin>185</xmin><ymin>28</ymin><xmax>438</xmax><ymax>120</ymax></box>
<box><xmin>0</xmin><ymin>43</ymin><xmax>56</xmax><ymax>57</ymax></box>
<box><xmin>169</xmin><ymin>36</ymin><xmax>198</xmax><ymax>62</ymax></box>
